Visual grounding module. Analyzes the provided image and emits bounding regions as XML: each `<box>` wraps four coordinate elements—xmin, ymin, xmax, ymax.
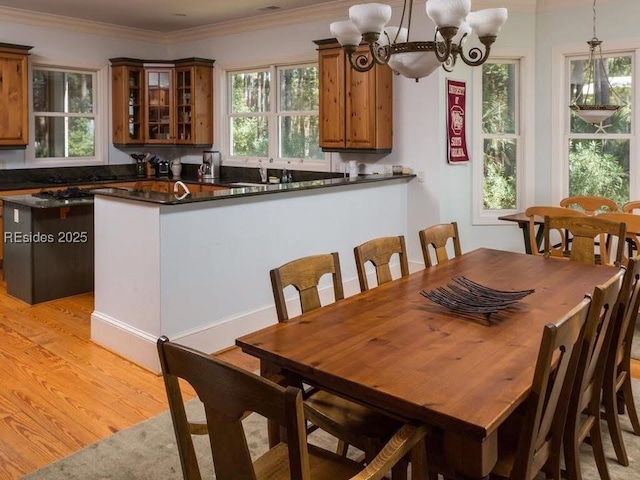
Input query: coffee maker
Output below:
<box><xmin>200</xmin><ymin>151</ymin><xmax>220</xmax><ymax>180</ymax></box>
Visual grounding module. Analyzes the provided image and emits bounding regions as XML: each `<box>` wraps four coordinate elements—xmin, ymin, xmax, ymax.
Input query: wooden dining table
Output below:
<box><xmin>236</xmin><ymin>248</ymin><xmax>619</xmax><ymax>479</ymax></box>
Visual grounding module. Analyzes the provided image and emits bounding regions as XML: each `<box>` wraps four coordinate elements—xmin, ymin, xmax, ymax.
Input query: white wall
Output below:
<box><xmin>1</xmin><ymin>0</ymin><xmax>638</xmax><ymax>257</ymax></box>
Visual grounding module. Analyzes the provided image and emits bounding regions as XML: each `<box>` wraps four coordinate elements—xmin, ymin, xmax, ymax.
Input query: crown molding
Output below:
<box><xmin>0</xmin><ymin>5</ymin><xmax>167</xmax><ymax>44</ymax></box>
<box><xmin>170</xmin><ymin>0</ymin><xmax>537</xmax><ymax>43</ymax></box>
<box><xmin>0</xmin><ymin>0</ymin><xmax>541</xmax><ymax>46</ymax></box>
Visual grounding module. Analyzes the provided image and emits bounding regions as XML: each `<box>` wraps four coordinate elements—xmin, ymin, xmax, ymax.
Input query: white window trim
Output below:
<box><xmin>25</xmin><ymin>56</ymin><xmax>108</xmax><ymax>167</ymax></box>
<box><xmin>551</xmin><ymin>39</ymin><xmax>639</xmax><ymax>204</ymax></box>
<box><xmin>218</xmin><ymin>59</ymin><xmax>330</xmax><ymax>172</ymax></box>
<box><xmin>472</xmin><ymin>48</ymin><xmax>535</xmax><ymax>225</ymax></box>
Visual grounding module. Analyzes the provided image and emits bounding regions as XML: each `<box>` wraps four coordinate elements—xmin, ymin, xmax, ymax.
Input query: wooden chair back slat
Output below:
<box><xmin>560</xmin><ymin>195</ymin><xmax>619</xmax><ymax>215</ymax></box>
<box><xmin>524</xmin><ymin>206</ymin><xmax>585</xmax><ymax>256</ymax></box>
<box><xmin>418</xmin><ymin>222</ymin><xmax>462</xmax><ymax>267</ymax></box>
<box><xmin>602</xmin><ymin>256</ymin><xmax>640</xmax><ymax>464</ymax></box>
<box><xmin>157</xmin><ymin>337</ymin><xmax>311</xmax><ymax>480</ymax></box>
<box><xmin>158</xmin><ymin>337</ymin><xmax>430</xmax><ymax>480</ymax></box>
<box><xmin>510</xmin><ymin>297</ymin><xmax>591</xmax><ymax>479</ymax></box>
<box><xmin>543</xmin><ymin>215</ymin><xmax>626</xmax><ymax>266</ymax></box>
<box><xmin>354</xmin><ymin>236</ymin><xmax>409</xmax><ymax>292</ymax></box>
<box><xmin>563</xmin><ymin>269</ymin><xmax>625</xmax><ymax>480</ymax></box>
<box><xmin>598</xmin><ymin>212</ymin><xmax>640</xmax><ymax>264</ymax></box>
<box><xmin>621</xmin><ymin>200</ymin><xmax>640</xmax><ymax>214</ymax></box>
<box><xmin>270</xmin><ymin>252</ymin><xmax>344</xmax><ymax>322</ymax></box>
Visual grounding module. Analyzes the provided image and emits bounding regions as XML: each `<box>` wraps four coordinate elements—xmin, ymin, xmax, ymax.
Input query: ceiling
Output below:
<box><xmin>0</xmin><ymin>1</ymin><xmax>586</xmax><ymax>35</ymax></box>
<box><xmin>0</xmin><ymin>0</ymin><xmax>341</xmax><ymax>33</ymax></box>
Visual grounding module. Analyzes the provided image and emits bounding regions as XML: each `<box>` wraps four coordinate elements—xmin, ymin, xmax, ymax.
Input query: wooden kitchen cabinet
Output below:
<box><xmin>111</xmin><ymin>62</ymin><xmax>144</xmax><ymax>145</ymax></box>
<box><xmin>314</xmin><ymin>39</ymin><xmax>392</xmax><ymax>153</ymax></box>
<box><xmin>110</xmin><ymin>57</ymin><xmax>214</xmax><ymax>147</ymax></box>
<box><xmin>175</xmin><ymin>60</ymin><xmax>214</xmax><ymax>145</ymax></box>
<box><xmin>0</xmin><ymin>43</ymin><xmax>32</xmax><ymax>147</ymax></box>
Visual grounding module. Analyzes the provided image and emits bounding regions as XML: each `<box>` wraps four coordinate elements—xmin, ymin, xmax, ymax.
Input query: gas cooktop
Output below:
<box><xmin>32</xmin><ymin>186</ymin><xmax>95</xmax><ymax>200</ymax></box>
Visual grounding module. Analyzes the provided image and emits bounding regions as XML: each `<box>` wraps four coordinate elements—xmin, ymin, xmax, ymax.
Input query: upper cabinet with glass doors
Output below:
<box><xmin>110</xmin><ymin>57</ymin><xmax>214</xmax><ymax>147</ymax></box>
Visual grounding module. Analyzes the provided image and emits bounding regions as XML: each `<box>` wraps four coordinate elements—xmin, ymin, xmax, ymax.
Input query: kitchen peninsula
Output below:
<box><xmin>91</xmin><ymin>174</ymin><xmax>414</xmax><ymax>372</ymax></box>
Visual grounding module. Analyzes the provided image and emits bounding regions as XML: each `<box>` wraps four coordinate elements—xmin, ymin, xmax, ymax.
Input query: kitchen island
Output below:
<box><xmin>1</xmin><ymin>193</ymin><xmax>94</xmax><ymax>304</ymax></box>
<box><xmin>91</xmin><ymin>174</ymin><xmax>415</xmax><ymax>372</ymax></box>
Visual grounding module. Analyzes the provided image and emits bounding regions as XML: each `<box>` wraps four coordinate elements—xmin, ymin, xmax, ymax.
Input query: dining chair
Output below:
<box><xmin>560</xmin><ymin>195</ymin><xmax>619</xmax><ymax>215</ymax></box>
<box><xmin>270</xmin><ymin>253</ymin><xmax>403</xmax><ymax>465</ymax></box>
<box><xmin>563</xmin><ymin>269</ymin><xmax>625</xmax><ymax>480</ymax></box>
<box><xmin>157</xmin><ymin>336</ymin><xmax>429</xmax><ymax>480</ymax></box>
<box><xmin>602</xmin><ymin>256</ymin><xmax>640</xmax><ymax>467</ymax></box>
<box><xmin>543</xmin><ymin>215</ymin><xmax>626</xmax><ymax>266</ymax></box>
<box><xmin>427</xmin><ymin>295</ymin><xmax>592</xmax><ymax>480</ymax></box>
<box><xmin>622</xmin><ymin>200</ymin><xmax>640</xmax><ymax>214</ymax></box>
<box><xmin>354</xmin><ymin>235</ymin><xmax>409</xmax><ymax>292</ymax></box>
<box><xmin>270</xmin><ymin>252</ymin><xmax>344</xmax><ymax>322</ymax></box>
<box><xmin>598</xmin><ymin>211</ymin><xmax>640</xmax><ymax>263</ymax></box>
<box><xmin>524</xmin><ymin>206</ymin><xmax>586</xmax><ymax>256</ymax></box>
<box><xmin>418</xmin><ymin>222</ymin><xmax>462</xmax><ymax>267</ymax></box>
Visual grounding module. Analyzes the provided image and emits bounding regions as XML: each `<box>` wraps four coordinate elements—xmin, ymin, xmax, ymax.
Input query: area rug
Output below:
<box><xmin>21</xmin><ymin>382</ymin><xmax>640</xmax><ymax>480</ymax></box>
<box><xmin>633</xmin><ymin>323</ymin><xmax>640</xmax><ymax>360</ymax></box>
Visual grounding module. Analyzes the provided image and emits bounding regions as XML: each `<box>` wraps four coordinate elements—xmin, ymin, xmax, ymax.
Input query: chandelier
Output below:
<box><xmin>570</xmin><ymin>0</ymin><xmax>623</xmax><ymax>128</ymax></box>
<box><xmin>329</xmin><ymin>0</ymin><xmax>508</xmax><ymax>81</ymax></box>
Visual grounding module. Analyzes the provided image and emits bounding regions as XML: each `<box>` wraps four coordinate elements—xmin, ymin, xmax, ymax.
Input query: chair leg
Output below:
<box><xmin>622</xmin><ymin>375</ymin><xmax>640</xmax><ymax>435</ymax></box>
<box><xmin>563</xmin><ymin>420</ymin><xmax>582</xmax><ymax>480</ymax></box>
<box><xmin>589</xmin><ymin>417</ymin><xmax>612</xmax><ymax>480</ymax></box>
<box><xmin>335</xmin><ymin>439</ymin><xmax>349</xmax><ymax>457</ymax></box>
<box><xmin>603</xmin><ymin>377</ymin><xmax>630</xmax><ymax>466</ymax></box>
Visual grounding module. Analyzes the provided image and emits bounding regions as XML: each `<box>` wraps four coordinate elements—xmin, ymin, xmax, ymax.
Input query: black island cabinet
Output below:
<box><xmin>2</xmin><ymin>195</ymin><xmax>94</xmax><ymax>304</ymax></box>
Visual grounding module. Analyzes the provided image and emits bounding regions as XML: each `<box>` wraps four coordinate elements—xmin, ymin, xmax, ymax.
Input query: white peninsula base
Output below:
<box><xmin>91</xmin><ymin>179</ymin><xmax>412</xmax><ymax>372</ymax></box>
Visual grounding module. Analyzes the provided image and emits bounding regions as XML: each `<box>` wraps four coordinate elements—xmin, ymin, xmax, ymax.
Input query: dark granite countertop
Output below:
<box><xmin>93</xmin><ymin>174</ymin><xmax>415</xmax><ymax>205</ymax></box>
<box><xmin>0</xmin><ymin>195</ymin><xmax>96</xmax><ymax>209</ymax></box>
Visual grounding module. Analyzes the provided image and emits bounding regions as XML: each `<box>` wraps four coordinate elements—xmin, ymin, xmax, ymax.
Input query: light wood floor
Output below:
<box><xmin>0</xmin><ymin>275</ymin><xmax>638</xmax><ymax>480</ymax></box>
<box><xmin>0</xmin><ymin>277</ymin><xmax>257</xmax><ymax>480</ymax></box>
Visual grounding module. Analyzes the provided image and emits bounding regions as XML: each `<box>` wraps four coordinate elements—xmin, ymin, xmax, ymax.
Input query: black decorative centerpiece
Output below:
<box><xmin>421</xmin><ymin>277</ymin><xmax>534</xmax><ymax>315</ymax></box>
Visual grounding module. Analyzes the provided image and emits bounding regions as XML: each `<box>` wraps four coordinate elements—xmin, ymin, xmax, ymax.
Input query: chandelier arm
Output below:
<box><xmin>346</xmin><ymin>51</ymin><xmax>377</xmax><ymax>73</ymax></box>
<box><xmin>433</xmin><ymin>29</ymin><xmax>453</xmax><ymax>63</ymax></box>
<box><xmin>442</xmin><ymin>54</ymin><xmax>457</xmax><ymax>72</ymax></box>
<box><xmin>458</xmin><ymin>36</ymin><xmax>496</xmax><ymax>67</ymax></box>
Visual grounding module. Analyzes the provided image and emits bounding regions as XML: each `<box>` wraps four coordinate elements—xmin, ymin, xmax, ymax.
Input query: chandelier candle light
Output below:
<box><xmin>570</xmin><ymin>0</ymin><xmax>623</xmax><ymax>128</ymax></box>
<box><xmin>329</xmin><ymin>0</ymin><xmax>508</xmax><ymax>81</ymax></box>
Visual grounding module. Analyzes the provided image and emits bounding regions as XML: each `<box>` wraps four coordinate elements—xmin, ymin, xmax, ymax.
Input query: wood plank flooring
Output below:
<box><xmin>0</xmin><ymin>273</ymin><xmax>638</xmax><ymax>480</ymax></box>
<box><xmin>0</xmin><ymin>276</ymin><xmax>257</xmax><ymax>480</ymax></box>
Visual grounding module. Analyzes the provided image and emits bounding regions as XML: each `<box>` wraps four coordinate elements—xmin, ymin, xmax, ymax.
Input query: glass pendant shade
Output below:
<box><xmin>466</xmin><ymin>8</ymin><xmax>508</xmax><ymax>37</ymax></box>
<box><xmin>571</xmin><ymin>106</ymin><xmax>618</xmax><ymax>124</ymax></box>
<box><xmin>349</xmin><ymin>3</ymin><xmax>393</xmax><ymax>34</ymax></box>
<box><xmin>388</xmin><ymin>51</ymin><xmax>442</xmax><ymax>80</ymax></box>
<box><xmin>569</xmin><ymin>0</ymin><xmax>624</xmax><ymax>127</ymax></box>
<box><xmin>330</xmin><ymin>20</ymin><xmax>363</xmax><ymax>46</ymax></box>
<box><xmin>426</xmin><ymin>0</ymin><xmax>471</xmax><ymax>28</ymax></box>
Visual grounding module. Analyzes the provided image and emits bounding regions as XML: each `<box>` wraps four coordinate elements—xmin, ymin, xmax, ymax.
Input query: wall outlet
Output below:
<box><xmin>417</xmin><ymin>171</ymin><xmax>425</xmax><ymax>182</ymax></box>
<box><xmin>0</xmin><ymin>158</ymin><xmax>6</xmax><ymax>169</ymax></box>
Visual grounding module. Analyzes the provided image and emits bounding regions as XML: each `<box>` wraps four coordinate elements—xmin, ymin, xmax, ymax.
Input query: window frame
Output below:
<box><xmin>472</xmin><ymin>49</ymin><xmax>535</xmax><ymax>225</ymax></box>
<box><xmin>221</xmin><ymin>60</ymin><xmax>329</xmax><ymax>172</ymax></box>
<box><xmin>26</xmin><ymin>57</ymin><xmax>108</xmax><ymax>167</ymax></box>
<box><xmin>551</xmin><ymin>40</ymin><xmax>638</xmax><ymax>204</ymax></box>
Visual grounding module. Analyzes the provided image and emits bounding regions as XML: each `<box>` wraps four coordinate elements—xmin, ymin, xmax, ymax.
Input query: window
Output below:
<box><xmin>28</xmin><ymin>64</ymin><xmax>106</xmax><ymax>166</ymax></box>
<box><xmin>473</xmin><ymin>54</ymin><xmax>533</xmax><ymax>224</ymax></box>
<box><xmin>226</xmin><ymin>63</ymin><xmax>324</xmax><ymax>167</ymax></box>
<box><xmin>565</xmin><ymin>52</ymin><xmax>633</xmax><ymax>206</ymax></box>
